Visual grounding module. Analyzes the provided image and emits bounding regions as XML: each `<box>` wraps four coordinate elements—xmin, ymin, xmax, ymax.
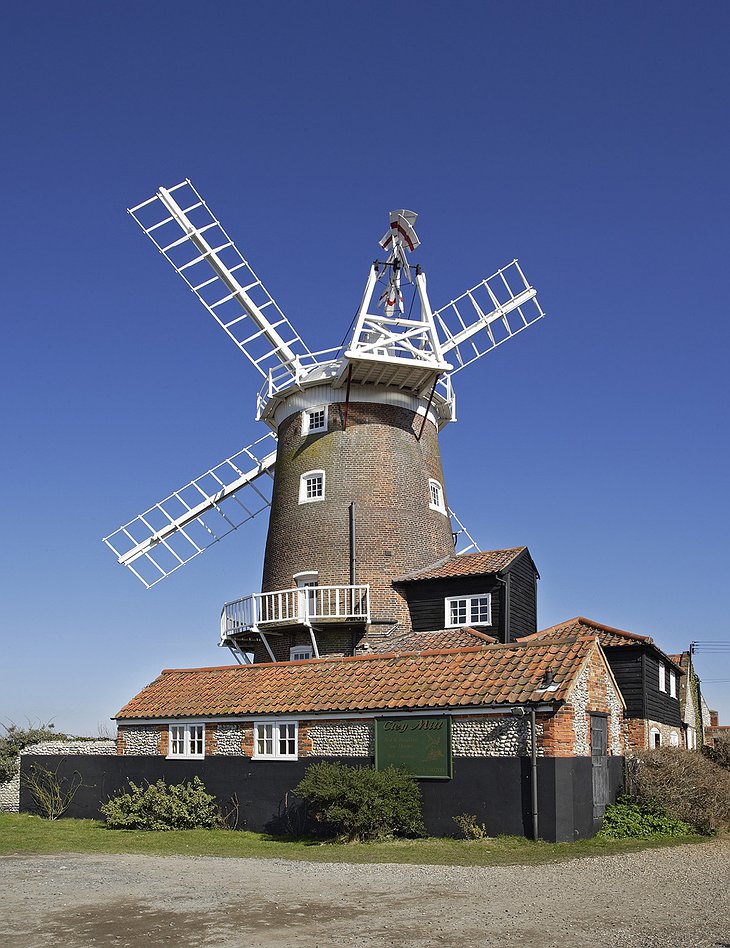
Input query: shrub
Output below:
<box><xmin>101</xmin><ymin>777</ymin><xmax>219</xmax><ymax>830</ymax></box>
<box><xmin>453</xmin><ymin>813</ymin><xmax>489</xmax><ymax>840</ymax></box>
<box><xmin>0</xmin><ymin>723</ymin><xmax>69</xmax><ymax>782</ymax></box>
<box><xmin>597</xmin><ymin>797</ymin><xmax>691</xmax><ymax>839</ymax></box>
<box><xmin>293</xmin><ymin>762</ymin><xmax>426</xmax><ymax>841</ymax></box>
<box><xmin>25</xmin><ymin>761</ymin><xmax>82</xmax><ymax>820</ymax></box>
<box><xmin>625</xmin><ymin>748</ymin><xmax>730</xmax><ymax>835</ymax></box>
<box><xmin>702</xmin><ymin>736</ymin><xmax>730</xmax><ymax>771</ymax></box>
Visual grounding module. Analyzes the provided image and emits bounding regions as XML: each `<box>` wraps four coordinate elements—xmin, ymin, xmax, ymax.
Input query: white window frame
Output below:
<box><xmin>445</xmin><ymin>593</ymin><xmax>492</xmax><ymax>628</ymax></box>
<box><xmin>290</xmin><ymin>645</ymin><xmax>313</xmax><ymax>661</ymax></box>
<box><xmin>253</xmin><ymin>720</ymin><xmax>298</xmax><ymax>760</ymax></box>
<box><xmin>650</xmin><ymin>727</ymin><xmax>661</xmax><ymax>748</ymax></box>
<box><xmin>669</xmin><ymin>669</ymin><xmax>677</xmax><ymax>698</ymax></box>
<box><xmin>299</xmin><ymin>470</ymin><xmax>325</xmax><ymax>504</ymax></box>
<box><xmin>167</xmin><ymin>722</ymin><xmax>205</xmax><ymax>759</ymax></box>
<box><xmin>428</xmin><ymin>478</ymin><xmax>446</xmax><ymax>514</ymax></box>
<box><xmin>302</xmin><ymin>407</ymin><xmax>328</xmax><ymax>436</ymax></box>
<box><xmin>669</xmin><ymin>731</ymin><xmax>680</xmax><ymax>747</ymax></box>
<box><xmin>658</xmin><ymin>661</ymin><xmax>666</xmax><ymax>693</ymax></box>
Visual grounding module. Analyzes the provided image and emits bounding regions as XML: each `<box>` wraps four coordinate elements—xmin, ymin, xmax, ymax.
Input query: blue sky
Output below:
<box><xmin>1</xmin><ymin>2</ymin><xmax>728</xmax><ymax>734</ymax></box>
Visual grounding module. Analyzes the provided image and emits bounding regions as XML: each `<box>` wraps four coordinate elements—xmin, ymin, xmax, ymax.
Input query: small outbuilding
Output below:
<box><xmin>103</xmin><ymin>635</ymin><xmax>626</xmax><ymax>840</ymax></box>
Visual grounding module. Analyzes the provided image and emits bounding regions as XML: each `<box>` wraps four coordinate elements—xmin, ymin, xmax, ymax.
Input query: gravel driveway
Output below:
<box><xmin>0</xmin><ymin>840</ymin><xmax>728</xmax><ymax>947</ymax></box>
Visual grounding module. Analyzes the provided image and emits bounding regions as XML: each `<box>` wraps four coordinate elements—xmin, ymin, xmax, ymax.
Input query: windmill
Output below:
<box><xmin>104</xmin><ymin>180</ymin><xmax>544</xmax><ymax>662</ymax></box>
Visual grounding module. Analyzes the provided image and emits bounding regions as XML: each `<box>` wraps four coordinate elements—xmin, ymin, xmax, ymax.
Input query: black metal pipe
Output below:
<box><xmin>530</xmin><ymin>707</ymin><xmax>539</xmax><ymax>840</ymax></box>
<box><xmin>349</xmin><ymin>502</ymin><xmax>356</xmax><ymax>586</ymax></box>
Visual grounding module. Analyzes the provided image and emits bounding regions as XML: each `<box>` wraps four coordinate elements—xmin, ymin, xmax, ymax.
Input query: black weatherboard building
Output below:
<box><xmin>393</xmin><ymin>547</ymin><xmax>539</xmax><ymax>643</ymax></box>
<box><xmin>525</xmin><ymin>617</ymin><xmax>684</xmax><ymax>750</ymax></box>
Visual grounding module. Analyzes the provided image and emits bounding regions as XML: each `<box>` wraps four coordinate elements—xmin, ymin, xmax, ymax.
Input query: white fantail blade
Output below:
<box><xmin>434</xmin><ymin>260</ymin><xmax>544</xmax><ymax>373</ymax></box>
<box><xmin>103</xmin><ymin>433</ymin><xmax>277</xmax><ymax>588</ymax></box>
<box><xmin>448</xmin><ymin>507</ymin><xmax>481</xmax><ymax>556</ymax></box>
<box><xmin>128</xmin><ymin>180</ymin><xmax>318</xmax><ymax>383</ymax></box>
<box><xmin>380</xmin><ymin>209</ymin><xmax>420</xmax><ymax>253</ymax></box>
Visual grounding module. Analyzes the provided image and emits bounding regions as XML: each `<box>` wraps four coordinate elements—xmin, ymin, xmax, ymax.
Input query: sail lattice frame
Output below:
<box><xmin>434</xmin><ymin>260</ymin><xmax>544</xmax><ymax>373</ymax></box>
<box><xmin>103</xmin><ymin>432</ymin><xmax>277</xmax><ymax>588</ymax></box>
<box><xmin>128</xmin><ymin>180</ymin><xmax>318</xmax><ymax>383</ymax></box>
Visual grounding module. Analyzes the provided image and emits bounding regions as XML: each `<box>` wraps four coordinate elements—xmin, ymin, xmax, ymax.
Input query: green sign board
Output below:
<box><xmin>374</xmin><ymin>716</ymin><xmax>452</xmax><ymax>780</ymax></box>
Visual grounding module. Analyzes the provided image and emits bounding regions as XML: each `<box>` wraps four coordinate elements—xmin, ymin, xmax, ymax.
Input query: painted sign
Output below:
<box><xmin>374</xmin><ymin>715</ymin><xmax>452</xmax><ymax>779</ymax></box>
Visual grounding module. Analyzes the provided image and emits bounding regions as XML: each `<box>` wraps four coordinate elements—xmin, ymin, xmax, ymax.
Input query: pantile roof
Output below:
<box><xmin>523</xmin><ymin>617</ymin><xmax>683</xmax><ymax>672</ymax></box>
<box><xmin>523</xmin><ymin>617</ymin><xmax>653</xmax><ymax>647</ymax></box>
<box><xmin>116</xmin><ymin>637</ymin><xmax>598</xmax><ymax>721</ymax></box>
<box><xmin>362</xmin><ymin>627</ymin><xmax>497</xmax><ymax>654</ymax></box>
<box><xmin>394</xmin><ymin>548</ymin><xmax>527</xmax><ymax>583</ymax></box>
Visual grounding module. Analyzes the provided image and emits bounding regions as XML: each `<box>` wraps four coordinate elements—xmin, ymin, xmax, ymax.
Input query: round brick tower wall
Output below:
<box><xmin>261</xmin><ymin>398</ymin><xmax>454</xmax><ymax>628</ymax></box>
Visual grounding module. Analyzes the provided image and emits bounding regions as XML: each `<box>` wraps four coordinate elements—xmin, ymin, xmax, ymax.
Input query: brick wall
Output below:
<box><xmin>114</xmin><ymin>713</ymin><xmax>624</xmax><ymax>761</ymax></box>
<box><xmin>261</xmin><ymin>401</ymin><xmax>455</xmax><ymax>631</ymax></box>
<box><xmin>540</xmin><ymin>649</ymin><xmax>624</xmax><ymax>758</ymax></box>
<box><xmin>625</xmin><ymin>718</ymin><xmax>684</xmax><ymax>751</ymax></box>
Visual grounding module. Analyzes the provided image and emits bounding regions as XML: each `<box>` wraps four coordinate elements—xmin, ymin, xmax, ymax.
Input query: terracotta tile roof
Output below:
<box><xmin>115</xmin><ymin>638</ymin><xmax>597</xmax><ymax>721</ymax></box>
<box><xmin>523</xmin><ymin>617</ymin><xmax>684</xmax><ymax>672</ymax></box>
<box><xmin>394</xmin><ymin>548</ymin><xmax>527</xmax><ymax>583</ymax></box>
<box><xmin>523</xmin><ymin>617</ymin><xmax>654</xmax><ymax>647</ymax></box>
<box><xmin>363</xmin><ymin>627</ymin><xmax>497</xmax><ymax>654</ymax></box>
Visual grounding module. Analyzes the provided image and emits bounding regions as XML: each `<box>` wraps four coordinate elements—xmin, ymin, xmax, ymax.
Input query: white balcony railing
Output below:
<box><xmin>220</xmin><ymin>584</ymin><xmax>370</xmax><ymax>642</ymax></box>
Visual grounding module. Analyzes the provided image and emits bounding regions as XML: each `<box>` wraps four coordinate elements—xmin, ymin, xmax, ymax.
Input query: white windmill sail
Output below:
<box><xmin>103</xmin><ymin>433</ymin><xmax>277</xmax><ymax>588</ymax></box>
<box><xmin>434</xmin><ymin>259</ymin><xmax>544</xmax><ymax>374</ymax></box>
<box><xmin>128</xmin><ymin>180</ymin><xmax>318</xmax><ymax>387</ymax></box>
<box><xmin>448</xmin><ymin>507</ymin><xmax>481</xmax><ymax>556</ymax></box>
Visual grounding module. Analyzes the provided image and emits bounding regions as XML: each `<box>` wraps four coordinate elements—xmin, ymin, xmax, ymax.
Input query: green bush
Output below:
<box><xmin>453</xmin><ymin>813</ymin><xmax>489</xmax><ymax>840</ymax></box>
<box><xmin>597</xmin><ymin>797</ymin><xmax>692</xmax><ymax>839</ymax></box>
<box><xmin>293</xmin><ymin>762</ymin><xmax>426</xmax><ymax>841</ymax></box>
<box><xmin>101</xmin><ymin>777</ymin><xmax>219</xmax><ymax>830</ymax></box>
<box><xmin>0</xmin><ymin>723</ymin><xmax>69</xmax><ymax>782</ymax></box>
<box><xmin>625</xmin><ymin>748</ymin><xmax>730</xmax><ymax>835</ymax></box>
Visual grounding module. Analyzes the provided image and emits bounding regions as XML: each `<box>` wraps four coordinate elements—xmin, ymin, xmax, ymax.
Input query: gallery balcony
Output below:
<box><xmin>220</xmin><ymin>584</ymin><xmax>370</xmax><ymax>653</ymax></box>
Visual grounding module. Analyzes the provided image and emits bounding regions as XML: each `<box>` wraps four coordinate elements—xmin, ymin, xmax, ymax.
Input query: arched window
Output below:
<box><xmin>650</xmin><ymin>727</ymin><xmax>661</xmax><ymax>749</ymax></box>
<box><xmin>428</xmin><ymin>478</ymin><xmax>446</xmax><ymax>514</ymax></box>
<box><xmin>669</xmin><ymin>731</ymin><xmax>680</xmax><ymax>747</ymax></box>
<box><xmin>299</xmin><ymin>470</ymin><xmax>325</xmax><ymax>504</ymax></box>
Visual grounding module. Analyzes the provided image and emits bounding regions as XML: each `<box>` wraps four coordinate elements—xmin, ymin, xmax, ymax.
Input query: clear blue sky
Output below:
<box><xmin>2</xmin><ymin>2</ymin><xmax>728</xmax><ymax>734</ymax></box>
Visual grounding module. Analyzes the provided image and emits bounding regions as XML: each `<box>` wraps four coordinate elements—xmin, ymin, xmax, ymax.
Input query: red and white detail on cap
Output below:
<box><xmin>379</xmin><ymin>209</ymin><xmax>420</xmax><ymax>253</ymax></box>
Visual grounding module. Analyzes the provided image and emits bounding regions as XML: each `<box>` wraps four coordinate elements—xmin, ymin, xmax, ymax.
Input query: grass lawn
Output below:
<box><xmin>0</xmin><ymin>814</ymin><xmax>707</xmax><ymax>866</ymax></box>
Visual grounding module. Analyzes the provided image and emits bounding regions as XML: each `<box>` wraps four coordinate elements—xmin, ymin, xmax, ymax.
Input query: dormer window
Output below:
<box><xmin>445</xmin><ymin>594</ymin><xmax>491</xmax><ymax>627</ymax></box>
<box><xmin>428</xmin><ymin>478</ymin><xmax>446</xmax><ymax>514</ymax></box>
<box><xmin>302</xmin><ymin>407</ymin><xmax>327</xmax><ymax>436</ymax></box>
<box><xmin>299</xmin><ymin>470</ymin><xmax>325</xmax><ymax>504</ymax></box>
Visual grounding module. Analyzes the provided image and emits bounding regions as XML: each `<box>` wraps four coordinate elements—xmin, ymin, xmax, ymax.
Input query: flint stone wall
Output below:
<box><xmin>0</xmin><ymin>740</ymin><xmax>115</xmax><ymax>812</ymax></box>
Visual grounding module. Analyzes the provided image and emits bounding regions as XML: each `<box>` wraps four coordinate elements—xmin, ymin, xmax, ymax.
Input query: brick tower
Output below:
<box><xmin>104</xmin><ymin>183</ymin><xmax>543</xmax><ymax>663</ymax></box>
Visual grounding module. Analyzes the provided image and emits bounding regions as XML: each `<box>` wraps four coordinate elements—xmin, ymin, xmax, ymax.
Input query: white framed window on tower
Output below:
<box><xmin>445</xmin><ymin>594</ymin><xmax>492</xmax><ymax>628</ymax></box>
<box><xmin>299</xmin><ymin>470</ymin><xmax>325</xmax><ymax>504</ymax></box>
<box><xmin>290</xmin><ymin>645</ymin><xmax>313</xmax><ymax>661</ymax></box>
<box><xmin>253</xmin><ymin>721</ymin><xmax>298</xmax><ymax>760</ymax></box>
<box><xmin>168</xmin><ymin>723</ymin><xmax>205</xmax><ymax>759</ymax></box>
<box><xmin>302</xmin><ymin>407</ymin><xmax>328</xmax><ymax>436</ymax></box>
<box><xmin>428</xmin><ymin>478</ymin><xmax>446</xmax><ymax>514</ymax></box>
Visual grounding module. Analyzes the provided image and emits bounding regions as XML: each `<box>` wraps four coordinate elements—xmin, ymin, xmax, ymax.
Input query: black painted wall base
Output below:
<box><xmin>20</xmin><ymin>755</ymin><xmax>624</xmax><ymax>842</ymax></box>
